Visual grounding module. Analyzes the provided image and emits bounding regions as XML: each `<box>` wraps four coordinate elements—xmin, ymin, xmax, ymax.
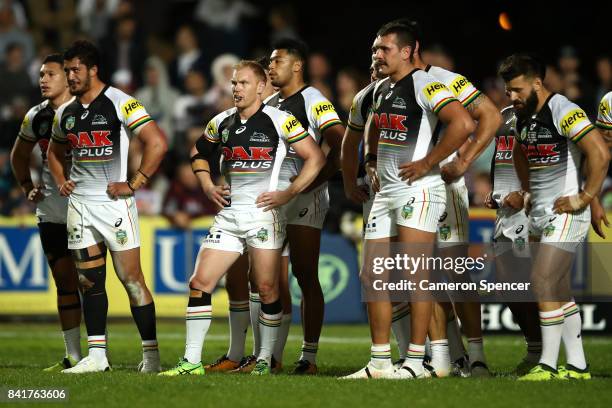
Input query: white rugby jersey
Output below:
<box><xmin>515</xmin><ymin>93</ymin><xmax>595</xmax><ymax>216</ymax></box>
<box><xmin>426</xmin><ymin>65</ymin><xmax>482</xmax><ymax>187</ymax></box>
<box><xmin>52</xmin><ymin>86</ymin><xmax>153</xmax><ymax>203</ymax></box>
<box><xmin>266</xmin><ymin>86</ymin><xmax>342</xmax><ymax>187</ymax></box>
<box><xmin>202</xmin><ymin>104</ymin><xmax>309</xmax><ymax>208</ymax></box>
<box><xmin>491</xmin><ymin>106</ymin><xmax>522</xmax><ymax>207</ymax></box>
<box><xmin>371</xmin><ymin>69</ymin><xmax>457</xmax><ymax>197</ymax></box>
<box><xmin>348</xmin><ymin>80</ymin><xmax>379</xmax><ymax>132</ymax></box>
<box><xmin>596</xmin><ymin>91</ymin><xmax>612</xmax><ymax>131</ymax></box>
<box><xmin>19</xmin><ymin>97</ymin><xmax>74</xmax><ymax>199</ymax></box>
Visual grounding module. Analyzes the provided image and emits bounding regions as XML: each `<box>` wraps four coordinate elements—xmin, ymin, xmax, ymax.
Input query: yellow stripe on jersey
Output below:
<box><xmin>320</xmin><ymin>118</ymin><xmax>342</xmax><ymax>131</ymax></box>
<box><xmin>288</xmin><ymin>130</ymin><xmax>309</xmax><ymax>144</ymax></box>
<box><xmin>347</xmin><ymin>121</ymin><xmax>364</xmax><ymax>131</ymax></box>
<box><xmin>461</xmin><ymin>89</ymin><xmax>482</xmax><ymax>107</ymax></box>
<box><xmin>596</xmin><ymin>119</ymin><xmax>612</xmax><ymax>130</ymax></box>
<box><xmin>433</xmin><ymin>97</ymin><xmax>456</xmax><ymax>114</ymax></box>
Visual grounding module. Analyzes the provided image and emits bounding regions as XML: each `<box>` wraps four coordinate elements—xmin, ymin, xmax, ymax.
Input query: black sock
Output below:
<box><xmin>261</xmin><ymin>298</ymin><xmax>282</xmax><ymax>315</ymax></box>
<box><xmin>188</xmin><ymin>286</ymin><xmax>211</xmax><ymax>307</ymax></box>
<box><xmin>130</xmin><ymin>302</ymin><xmax>157</xmax><ymax>341</ymax></box>
<box><xmin>81</xmin><ymin>265</ymin><xmax>108</xmax><ymax>336</ymax></box>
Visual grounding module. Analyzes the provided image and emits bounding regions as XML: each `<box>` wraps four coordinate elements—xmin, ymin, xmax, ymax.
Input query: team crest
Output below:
<box><xmin>543</xmin><ymin>224</ymin><xmax>555</xmax><ymax>237</ymax></box>
<box><xmin>221</xmin><ymin>129</ymin><xmax>230</xmax><ymax>143</ymax></box>
<box><xmin>65</xmin><ymin>115</ymin><xmax>75</xmax><ymax>130</ymax></box>
<box><xmin>116</xmin><ymin>229</ymin><xmax>128</xmax><ymax>245</ymax></box>
<box><xmin>439</xmin><ymin>224</ymin><xmax>451</xmax><ymax>241</ymax></box>
<box><xmin>256</xmin><ymin>228</ymin><xmax>269</xmax><ymax>242</ymax></box>
<box><xmin>401</xmin><ymin>204</ymin><xmax>414</xmax><ymax>219</ymax></box>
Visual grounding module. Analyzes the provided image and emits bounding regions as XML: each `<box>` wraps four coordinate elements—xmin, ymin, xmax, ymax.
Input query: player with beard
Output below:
<box><xmin>10</xmin><ymin>54</ymin><xmax>81</xmax><ymax>372</ymax></box>
<box><xmin>498</xmin><ymin>54</ymin><xmax>609</xmax><ymax>380</ymax></box>
<box><xmin>48</xmin><ymin>40</ymin><xmax>168</xmax><ymax>373</ymax></box>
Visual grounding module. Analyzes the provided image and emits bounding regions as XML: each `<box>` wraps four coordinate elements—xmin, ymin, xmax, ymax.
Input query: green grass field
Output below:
<box><xmin>1</xmin><ymin>321</ymin><xmax>612</xmax><ymax>407</ymax></box>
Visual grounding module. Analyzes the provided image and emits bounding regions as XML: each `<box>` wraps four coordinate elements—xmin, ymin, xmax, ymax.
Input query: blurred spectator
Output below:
<box><xmin>77</xmin><ymin>0</ymin><xmax>120</xmax><ymax>42</ymax></box>
<box><xmin>129</xmin><ymin>139</ymin><xmax>168</xmax><ymax>215</ymax></box>
<box><xmin>162</xmin><ymin>161</ymin><xmax>216</xmax><ymax>228</ymax></box>
<box><xmin>174</xmin><ymin>70</ymin><xmax>215</xmax><ymax>134</ymax></box>
<box><xmin>469</xmin><ymin>171</ymin><xmax>492</xmax><ymax>208</ymax></box>
<box><xmin>595</xmin><ymin>56</ymin><xmax>612</xmax><ymax>109</ymax></box>
<box><xmin>194</xmin><ymin>0</ymin><xmax>257</xmax><ymax>58</ymax></box>
<box><xmin>0</xmin><ymin>0</ymin><xmax>26</xmax><ymax>28</ymax></box>
<box><xmin>269</xmin><ymin>4</ymin><xmax>299</xmax><ymax>44</ymax></box>
<box><xmin>335</xmin><ymin>67</ymin><xmax>367</xmax><ymax>122</ymax></box>
<box><xmin>0</xmin><ymin>43</ymin><xmax>33</xmax><ymax>114</ymax></box>
<box><xmin>111</xmin><ymin>68</ymin><xmax>133</xmax><ymax>94</ymax></box>
<box><xmin>544</xmin><ymin>65</ymin><xmax>563</xmax><ymax>93</ymax></box>
<box><xmin>27</xmin><ymin>0</ymin><xmax>77</xmax><ymax>50</ymax></box>
<box><xmin>308</xmin><ymin>52</ymin><xmax>334</xmax><ymax>101</ymax></box>
<box><xmin>203</xmin><ymin>53</ymin><xmax>239</xmax><ymax>111</ymax></box>
<box><xmin>558</xmin><ymin>46</ymin><xmax>579</xmax><ymax>77</ymax></box>
<box><xmin>168</xmin><ymin>24</ymin><xmax>209</xmax><ymax>91</ymax></box>
<box><xmin>422</xmin><ymin>44</ymin><xmax>454</xmax><ymax>71</ymax></box>
<box><xmin>0</xmin><ymin>3</ymin><xmax>34</xmax><ymax>64</ymax></box>
<box><xmin>136</xmin><ymin>56</ymin><xmax>180</xmax><ymax>147</ymax></box>
<box><xmin>482</xmin><ymin>77</ymin><xmax>510</xmax><ymax>110</ymax></box>
<box><xmin>99</xmin><ymin>13</ymin><xmax>147</xmax><ymax>87</ymax></box>
<box><xmin>27</xmin><ymin>43</ymin><xmax>53</xmax><ymax>86</ymax></box>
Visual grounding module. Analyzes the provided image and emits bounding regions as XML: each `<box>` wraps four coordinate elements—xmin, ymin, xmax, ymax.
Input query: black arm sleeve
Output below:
<box><xmin>193</xmin><ymin>137</ymin><xmax>218</xmax><ymax>159</ymax></box>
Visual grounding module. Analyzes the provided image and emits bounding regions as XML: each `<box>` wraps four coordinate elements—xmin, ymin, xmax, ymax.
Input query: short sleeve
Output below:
<box><xmin>347</xmin><ymin>86</ymin><xmax>372</xmax><ymax>131</ymax></box>
<box><xmin>447</xmin><ymin>74</ymin><xmax>482</xmax><ymax>107</ymax></box>
<box><xmin>596</xmin><ymin>93</ymin><xmax>612</xmax><ymax>130</ymax></box>
<box><xmin>308</xmin><ymin>93</ymin><xmax>342</xmax><ymax>132</ymax></box>
<box><xmin>551</xmin><ymin>96</ymin><xmax>595</xmax><ymax>143</ymax></box>
<box><xmin>119</xmin><ymin>97</ymin><xmax>153</xmax><ymax>134</ymax></box>
<box><xmin>51</xmin><ymin>106</ymin><xmax>68</xmax><ymax>144</ymax></box>
<box><xmin>280</xmin><ymin>113</ymin><xmax>309</xmax><ymax>144</ymax></box>
<box><xmin>18</xmin><ymin>108</ymin><xmax>37</xmax><ymax>142</ymax></box>
<box><xmin>416</xmin><ymin>76</ymin><xmax>457</xmax><ymax>115</ymax></box>
<box><xmin>203</xmin><ymin>116</ymin><xmax>221</xmax><ymax>144</ymax></box>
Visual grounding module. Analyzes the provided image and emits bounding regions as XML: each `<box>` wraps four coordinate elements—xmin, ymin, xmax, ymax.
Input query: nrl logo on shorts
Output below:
<box><xmin>439</xmin><ymin>224</ymin><xmax>451</xmax><ymax>241</ymax></box>
<box><xmin>116</xmin><ymin>229</ymin><xmax>128</xmax><ymax>245</ymax></box>
<box><xmin>221</xmin><ymin>129</ymin><xmax>230</xmax><ymax>143</ymax></box>
<box><xmin>256</xmin><ymin>227</ymin><xmax>269</xmax><ymax>242</ymax></box>
<box><xmin>543</xmin><ymin>224</ymin><xmax>555</xmax><ymax>237</ymax></box>
<box><xmin>392</xmin><ymin>96</ymin><xmax>406</xmax><ymax>109</ymax></box>
<box><xmin>65</xmin><ymin>115</ymin><xmax>76</xmax><ymax>130</ymax></box>
<box><xmin>401</xmin><ymin>204</ymin><xmax>414</xmax><ymax>219</ymax></box>
<box><xmin>515</xmin><ymin>236</ymin><xmax>526</xmax><ymax>251</ymax></box>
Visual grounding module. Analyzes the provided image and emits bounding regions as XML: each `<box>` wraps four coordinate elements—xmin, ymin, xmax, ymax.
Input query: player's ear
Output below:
<box><xmin>89</xmin><ymin>65</ymin><xmax>98</xmax><ymax>78</ymax></box>
<box><xmin>293</xmin><ymin>59</ymin><xmax>303</xmax><ymax>73</ymax></box>
<box><xmin>257</xmin><ymin>79</ymin><xmax>265</xmax><ymax>95</ymax></box>
<box><xmin>532</xmin><ymin>77</ymin><xmax>542</xmax><ymax>92</ymax></box>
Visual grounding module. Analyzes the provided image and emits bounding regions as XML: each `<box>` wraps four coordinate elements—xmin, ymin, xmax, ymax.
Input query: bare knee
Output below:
<box><xmin>257</xmin><ymin>280</ymin><xmax>278</xmax><ymax>303</ymax></box>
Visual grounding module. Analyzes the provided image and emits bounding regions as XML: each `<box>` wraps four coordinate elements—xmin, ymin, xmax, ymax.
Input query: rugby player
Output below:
<box><xmin>159</xmin><ymin>60</ymin><xmax>325</xmax><ymax>376</ymax></box>
<box><xmin>485</xmin><ymin>105</ymin><xmax>542</xmax><ymax>375</ymax></box>
<box><xmin>205</xmin><ymin>55</ymin><xmax>279</xmax><ymax>373</ymax></box>
<box><xmin>498</xmin><ymin>54</ymin><xmax>609</xmax><ymax>380</ymax></box>
<box><xmin>343</xmin><ymin>21</ymin><xmax>474</xmax><ymax>379</ymax></box>
<box><xmin>48</xmin><ymin>40</ymin><xmax>168</xmax><ymax>373</ymax></box>
<box><xmin>265</xmin><ymin>38</ymin><xmax>345</xmax><ymax>375</ymax></box>
<box><xmin>10</xmin><ymin>53</ymin><xmax>81</xmax><ymax>372</ymax></box>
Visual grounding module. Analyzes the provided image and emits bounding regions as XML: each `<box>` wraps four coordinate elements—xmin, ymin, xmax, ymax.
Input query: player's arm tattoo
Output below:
<box><xmin>465</xmin><ymin>93</ymin><xmax>485</xmax><ymax>114</ymax></box>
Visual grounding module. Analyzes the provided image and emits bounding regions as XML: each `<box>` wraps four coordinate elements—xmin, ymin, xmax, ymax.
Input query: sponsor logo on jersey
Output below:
<box><xmin>235</xmin><ymin>125</ymin><xmax>246</xmax><ymax>134</ymax></box>
<box><xmin>521</xmin><ymin>143</ymin><xmax>560</xmax><ymax>165</ymax></box>
<box><xmin>223</xmin><ymin>146</ymin><xmax>274</xmax><ymax>161</ymax></box>
<box><xmin>313</xmin><ymin>102</ymin><xmax>336</xmax><ymax>119</ymax></box>
<box><xmin>250</xmin><ymin>132</ymin><xmax>270</xmax><ymax>143</ymax></box>
<box><xmin>81</xmin><ymin>110</ymin><xmax>89</xmax><ymax>120</ymax></box>
<box><xmin>65</xmin><ymin>115</ymin><xmax>75</xmax><ymax>130</ymax></box>
<box><xmin>450</xmin><ymin>76</ymin><xmax>470</xmax><ymax>96</ymax></box>
<box><xmin>560</xmin><ymin>109</ymin><xmax>587</xmax><ymax>135</ymax></box>
<box><xmin>122</xmin><ymin>99</ymin><xmax>144</xmax><ymax>118</ymax></box>
<box><xmin>283</xmin><ymin>116</ymin><xmax>300</xmax><ymax>134</ymax></box>
<box><xmin>67</xmin><ymin>130</ymin><xmax>114</xmax><ymax>158</ymax></box>
<box><xmin>115</xmin><ymin>218</ymin><xmax>122</xmax><ymax>227</ymax></box>
<box><xmin>92</xmin><ymin>114</ymin><xmax>108</xmax><ymax>125</ymax></box>
<box><xmin>299</xmin><ymin>208</ymin><xmax>308</xmax><ymax>217</ymax></box>
<box><xmin>392</xmin><ymin>96</ymin><xmax>407</xmax><ymax>109</ymax></box>
<box><xmin>373</xmin><ymin>113</ymin><xmax>408</xmax><ymax>142</ymax></box>
<box><xmin>495</xmin><ymin>135</ymin><xmax>514</xmax><ymax>163</ymax></box>
<box><xmin>424</xmin><ymin>82</ymin><xmax>448</xmax><ymax>101</ymax></box>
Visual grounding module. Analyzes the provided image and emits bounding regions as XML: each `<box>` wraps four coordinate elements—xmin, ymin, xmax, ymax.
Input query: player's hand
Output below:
<box><xmin>553</xmin><ymin>192</ymin><xmax>590</xmax><ymax>214</ymax></box>
<box><xmin>590</xmin><ymin>197</ymin><xmax>609</xmax><ymax>239</ymax></box>
<box><xmin>26</xmin><ymin>186</ymin><xmax>44</xmax><ymax>203</ymax></box>
<box><xmin>503</xmin><ymin>191</ymin><xmax>525</xmax><ymax>210</ymax></box>
<box><xmin>365</xmin><ymin>161</ymin><xmax>380</xmax><ymax>193</ymax></box>
<box><xmin>204</xmin><ymin>184</ymin><xmax>230</xmax><ymax>210</ymax></box>
<box><xmin>440</xmin><ymin>158</ymin><xmax>468</xmax><ymax>184</ymax></box>
<box><xmin>485</xmin><ymin>191</ymin><xmax>498</xmax><ymax>209</ymax></box>
<box><xmin>107</xmin><ymin>182</ymin><xmax>133</xmax><ymax>199</ymax></box>
<box><xmin>344</xmin><ymin>182</ymin><xmax>369</xmax><ymax>204</ymax></box>
<box><xmin>256</xmin><ymin>190</ymin><xmax>294</xmax><ymax>211</ymax></box>
<box><xmin>398</xmin><ymin>158</ymin><xmax>432</xmax><ymax>185</ymax></box>
<box><xmin>58</xmin><ymin>180</ymin><xmax>76</xmax><ymax>197</ymax></box>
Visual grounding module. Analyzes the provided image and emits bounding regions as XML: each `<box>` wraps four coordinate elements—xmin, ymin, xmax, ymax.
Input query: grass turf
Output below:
<box><xmin>1</xmin><ymin>321</ymin><xmax>611</xmax><ymax>407</ymax></box>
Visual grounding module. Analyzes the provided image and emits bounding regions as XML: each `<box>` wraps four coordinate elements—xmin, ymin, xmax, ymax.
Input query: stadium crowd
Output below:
<box><xmin>1</xmin><ymin>0</ymin><xmax>611</xmax><ymax>233</ymax></box>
